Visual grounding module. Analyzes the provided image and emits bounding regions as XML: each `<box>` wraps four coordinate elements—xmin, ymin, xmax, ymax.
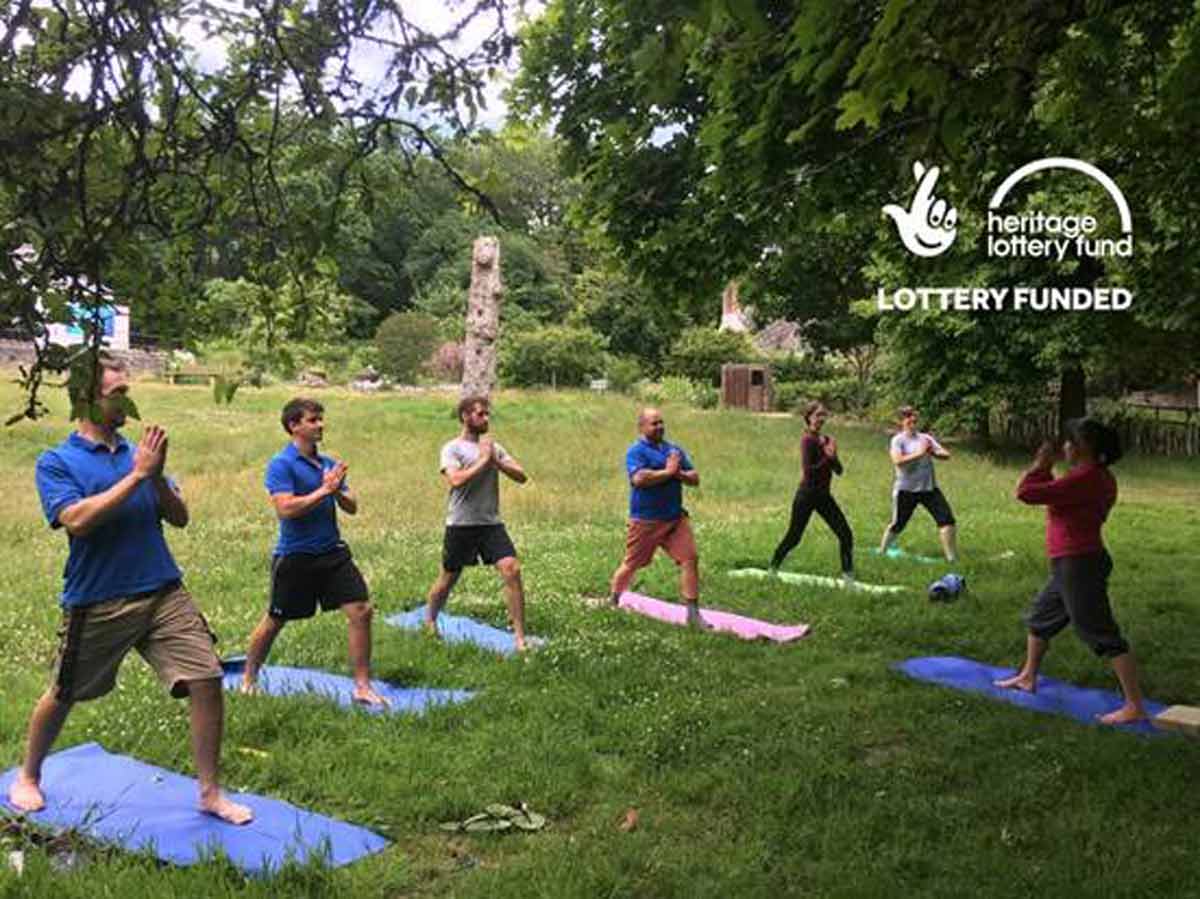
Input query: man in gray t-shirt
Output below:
<box><xmin>424</xmin><ymin>395</ymin><xmax>531</xmax><ymax>651</ymax></box>
<box><xmin>879</xmin><ymin>406</ymin><xmax>958</xmax><ymax>561</ymax></box>
<box><xmin>440</xmin><ymin>437</ymin><xmax>509</xmax><ymax>526</ymax></box>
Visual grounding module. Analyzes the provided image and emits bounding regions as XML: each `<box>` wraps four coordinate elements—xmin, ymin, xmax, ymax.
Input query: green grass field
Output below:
<box><xmin>1</xmin><ymin>380</ymin><xmax>1197</xmax><ymax>897</ymax></box>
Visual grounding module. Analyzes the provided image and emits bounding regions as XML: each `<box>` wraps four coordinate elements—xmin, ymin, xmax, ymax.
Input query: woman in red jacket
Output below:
<box><xmin>768</xmin><ymin>401</ymin><xmax>855</xmax><ymax>580</ymax></box>
<box><xmin>995</xmin><ymin>418</ymin><xmax>1147</xmax><ymax>724</ymax></box>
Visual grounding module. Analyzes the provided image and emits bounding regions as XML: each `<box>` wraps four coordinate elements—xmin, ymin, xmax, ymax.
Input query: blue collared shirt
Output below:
<box><xmin>625</xmin><ymin>438</ymin><xmax>694</xmax><ymax>521</ymax></box>
<box><xmin>35</xmin><ymin>432</ymin><xmax>182</xmax><ymax>608</ymax></box>
<box><xmin>265</xmin><ymin>443</ymin><xmax>346</xmax><ymax>556</ymax></box>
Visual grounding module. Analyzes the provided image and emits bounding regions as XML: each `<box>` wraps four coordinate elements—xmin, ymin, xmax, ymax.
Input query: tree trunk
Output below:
<box><xmin>461</xmin><ymin>236</ymin><xmax>502</xmax><ymax>399</ymax></box>
<box><xmin>1058</xmin><ymin>364</ymin><xmax>1087</xmax><ymax>432</ymax></box>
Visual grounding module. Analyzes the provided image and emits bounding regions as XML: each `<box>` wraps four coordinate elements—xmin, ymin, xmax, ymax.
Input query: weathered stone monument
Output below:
<box><xmin>461</xmin><ymin>236</ymin><xmax>503</xmax><ymax>398</ymax></box>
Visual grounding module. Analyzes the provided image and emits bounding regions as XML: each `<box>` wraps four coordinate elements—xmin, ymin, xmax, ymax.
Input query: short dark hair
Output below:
<box><xmin>803</xmin><ymin>401</ymin><xmax>826</xmax><ymax>424</ymax></box>
<box><xmin>1065</xmin><ymin>417</ymin><xmax>1123</xmax><ymax>466</ymax></box>
<box><xmin>281</xmin><ymin>397</ymin><xmax>323</xmax><ymax>434</ymax></box>
<box><xmin>898</xmin><ymin>405</ymin><xmax>917</xmax><ymax>420</ymax></box>
<box><xmin>457</xmin><ymin>395</ymin><xmax>489</xmax><ymax>421</ymax></box>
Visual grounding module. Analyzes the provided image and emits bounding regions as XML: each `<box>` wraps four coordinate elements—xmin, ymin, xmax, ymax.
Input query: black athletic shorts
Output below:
<box><xmin>269</xmin><ymin>543</ymin><xmax>368</xmax><ymax>620</ymax></box>
<box><xmin>889</xmin><ymin>487</ymin><xmax>956</xmax><ymax>533</ymax></box>
<box><xmin>442</xmin><ymin>524</ymin><xmax>517</xmax><ymax>571</ymax></box>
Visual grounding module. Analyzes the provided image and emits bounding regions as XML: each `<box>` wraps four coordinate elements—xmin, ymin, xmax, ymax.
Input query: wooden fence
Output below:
<box><xmin>992</xmin><ymin>407</ymin><xmax>1200</xmax><ymax>458</ymax></box>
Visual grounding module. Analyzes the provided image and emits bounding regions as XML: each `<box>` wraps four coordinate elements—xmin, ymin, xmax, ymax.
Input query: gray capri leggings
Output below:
<box><xmin>1024</xmin><ymin>549</ymin><xmax>1129</xmax><ymax>658</ymax></box>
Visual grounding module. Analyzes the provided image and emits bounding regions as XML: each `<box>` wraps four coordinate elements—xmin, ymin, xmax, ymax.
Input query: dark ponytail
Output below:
<box><xmin>1065</xmin><ymin>417</ymin><xmax>1123</xmax><ymax>466</ymax></box>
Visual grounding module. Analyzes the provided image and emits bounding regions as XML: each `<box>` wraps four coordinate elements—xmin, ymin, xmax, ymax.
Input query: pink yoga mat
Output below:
<box><xmin>619</xmin><ymin>592</ymin><xmax>810</xmax><ymax>643</ymax></box>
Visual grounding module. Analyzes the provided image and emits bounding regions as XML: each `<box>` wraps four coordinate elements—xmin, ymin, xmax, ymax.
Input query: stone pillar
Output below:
<box><xmin>461</xmin><ymin>236</ymin><xmax>503</xmax><ymax>399</ymax></box>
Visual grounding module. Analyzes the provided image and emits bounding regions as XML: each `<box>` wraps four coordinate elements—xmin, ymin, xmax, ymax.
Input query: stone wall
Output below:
<box><xmin>0</xmin><ymin>338</ymin><xmax>168</xmax><ymax>374</ymax></box>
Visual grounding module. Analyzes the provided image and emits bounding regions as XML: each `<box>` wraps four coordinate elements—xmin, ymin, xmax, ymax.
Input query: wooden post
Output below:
<box><xmin>461</xmin><ymin>237</ymin><xmax>502</xmax><ymax>399</ymax></box>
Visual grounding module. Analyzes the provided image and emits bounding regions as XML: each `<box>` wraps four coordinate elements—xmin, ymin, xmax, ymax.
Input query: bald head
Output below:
<box><xmin>638</xmin><ymin>407</ymin><xmax>665</xmax><ymax>443</ymax></box>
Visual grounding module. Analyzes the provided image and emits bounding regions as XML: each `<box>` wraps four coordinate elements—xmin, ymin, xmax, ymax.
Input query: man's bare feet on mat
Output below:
<box><xmin>1098</xmin><ymin>704</ymin><xmax>1146</xmax><ymax>725</ymax></box>
<box><xmin>200</xmin><ymin>791</ymin><xmax>254</xmax><ymax>825</ymax></box>
<box><xmin>994</xmin><ymin>673</ymin><xmax>1037</xmax><ymax>693</ymax></box>
<box><xmin>8</xmin><ymin>776</ymin><xmax>46</xmax><ymax>812</ymax></box>
<box><xmin>353</xmin><ymin>686</ymin><xmax>390</xmax><ymax>707</ymax></box>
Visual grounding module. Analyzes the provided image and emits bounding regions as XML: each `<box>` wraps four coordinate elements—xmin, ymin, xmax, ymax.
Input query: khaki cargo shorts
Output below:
<box><xmin>51</xmin><ymin>581</ymin><xmax>221</xmax><ymax>702</ymax></box>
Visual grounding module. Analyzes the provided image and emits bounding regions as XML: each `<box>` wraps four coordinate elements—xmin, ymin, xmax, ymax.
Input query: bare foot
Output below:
<box><xmin>239</xmin><ymin>679</ymin><xmax>261</xmax><ymax>696</ymax></box>
<box><xmin>8</xmin><ymin>775</ymin><xmax>46</xmax><ymax>813</ymax></box>
<box><xmin>199</xmin><ymin>792</ymin><xmax>254</xmax><ymax>825</ymax></box>
<box><xmin>994</xmin><ymin>673</ymin><xmax>1037</xmax><ymax>693</ymax></box>
<box><xmin>352</xmin><ymin>685</ymin><xmax>391</xmax><ymax>707</ymax></box>
<box><xmin>686</xmin><ymin>609</ymin><xmax>713</xmax><ymax>630</ymax></box>
<box><xmin>1098</xmin><ymin>704</ymin><xmax>1147</xmax><ymax>726</ymax></box>
<box><xmin>422</xmin><ymin>620</ymin><xmax>442</xmax><ymax>640</ymax></box>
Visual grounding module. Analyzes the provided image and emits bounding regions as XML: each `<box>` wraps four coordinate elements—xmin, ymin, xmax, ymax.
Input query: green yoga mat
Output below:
<box><xmin>870</xmin><ymin>547</ymin><xmax>942</xmax><ymax>564</ymax></box>
<box><xmin>728</xmin><ymin>568</ymin><xmax>907</xmax><ymax>595</ymax></box>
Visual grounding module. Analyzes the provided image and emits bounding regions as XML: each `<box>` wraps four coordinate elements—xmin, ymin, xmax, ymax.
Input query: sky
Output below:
<box><xmin>179</xmin><ymin>1</ymin><xmax>546</xmax><ymax>130</ymax></box>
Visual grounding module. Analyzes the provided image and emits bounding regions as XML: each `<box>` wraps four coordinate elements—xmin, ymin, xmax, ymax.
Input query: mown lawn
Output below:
<box><xmin>1</xmin><ymin>379</ymin><xmax>1197</xmax><ymax>898</ymax></box>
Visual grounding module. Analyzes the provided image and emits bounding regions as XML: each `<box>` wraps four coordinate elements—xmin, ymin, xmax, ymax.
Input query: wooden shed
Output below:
<box><xmin>721</xmin><ymin>363</ymin><xmax>773</xmax><ymax>412</ymax></box>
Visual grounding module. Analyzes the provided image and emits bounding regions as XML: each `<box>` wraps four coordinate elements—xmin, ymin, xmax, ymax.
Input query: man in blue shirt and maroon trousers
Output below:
<box><xmin>9</xmin><ymin>355</ymin><xmax>251</xmax><ymax>825</ymax></box>
<box><xmin>608</xmin><ymin>407</ymin><xmax>709</xmax><ymax>628</ymax></box>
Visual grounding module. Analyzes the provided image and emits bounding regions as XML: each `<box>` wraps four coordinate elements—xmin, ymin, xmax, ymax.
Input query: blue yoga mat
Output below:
<box><xmin>0</xmin><ymin>742</ymin><xmax>388</xmax><ymax>873</ymax></box>
<box><xmin>385</xmin><ymin>606</ymin><xmax>539</xmax><ymax>655</ymax></box>
<box><xmin>221</xmin><ymin>658</ymin><xmax>473</xmax><ymax>715</ymax></box>
<box><xmin>896</xmin><ymin>656</ymin><xmax>1169</xmax><ymax>734</ymax></box>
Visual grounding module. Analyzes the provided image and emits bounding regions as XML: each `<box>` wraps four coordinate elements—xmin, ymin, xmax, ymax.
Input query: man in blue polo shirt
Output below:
<box><xmin>239</xmin><ymin>397</ymin><xmax>387</xmax><ymax>706</ymax></box>
<box><xmin>607</xmin><ymin>407</ymin><xmax>709</xmax><ymax>628</ymax></box>
<box><xmin>9</xmin><ymin>355</ymin><xmax>251</xmax><ymax>825</ymax></box>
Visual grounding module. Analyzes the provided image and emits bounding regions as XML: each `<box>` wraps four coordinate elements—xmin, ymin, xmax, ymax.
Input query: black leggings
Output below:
<box><xmin>771</xmin><ymin>488</ymin><xmax>854</xmax><ymax>573</ymax></box>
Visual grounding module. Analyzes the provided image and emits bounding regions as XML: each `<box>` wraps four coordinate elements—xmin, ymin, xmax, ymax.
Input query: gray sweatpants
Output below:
<box><xmin>1024</xmin><ymin>550</ymin><xmax>1129</xmax><ymax>658</ymax></box>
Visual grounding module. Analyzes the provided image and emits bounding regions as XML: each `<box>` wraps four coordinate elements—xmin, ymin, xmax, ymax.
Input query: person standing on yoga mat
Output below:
<box><xmin>10</xmin><ymin>355</ymin><xmax>251</xmax><ymax>824</ymax></box>
<box><xmin>879</xmin><ymin>406</ymin><xmax>958</xmax><ymax>561</ymax></box>
<box><xmin>769</xmin><ymin>401</ymin><xmax>855</xmax><ymax>581</ymax></box>
<box><xmin>995</xmin><ymin>419</ymin><xmax>1148</xmax><ymax>725</ymax></box>
<box><xmin>423</xmin><ymin>395</ymin><xmax>531</xmax><ymax>651</ymax></box>
<box><xmin>608</xmin><ymin>408</ymin><xmax>708</xmax><ymax>628</ymax></box>
<box><xmin>240</xmin><ymin>398</ymin><xmax>387</xmax><ymax>706</ymax></box>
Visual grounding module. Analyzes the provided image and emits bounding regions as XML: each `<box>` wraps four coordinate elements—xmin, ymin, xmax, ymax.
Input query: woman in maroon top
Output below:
<box><xmin>769</xmin><ymin>402</ymin><xmax>855</xmax><ymax>579</ymax></box>
<box><xmin>995</xmin><ymin>418</ymin><xmax>1147</xmax><ymax>724</ymax></box>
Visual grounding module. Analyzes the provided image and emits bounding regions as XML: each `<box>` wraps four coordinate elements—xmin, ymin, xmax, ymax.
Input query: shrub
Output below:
<box><xmin>606</xmin><ymin>355</ymin><xmax>643</xmax><ymax>394</ymax></box>
<box><xmin>499</xmin><ymin>325</ymin><xmax>607</xmax><ymax>388</ymax></box>
<box><xmin>774</xmin><ymin>376</ymin><xmax>871</xmax><ymax>413</ymax></box>
<box><xmin>637</xmin><ymin>376</ymin><xmax>715</xmax><ymax>409</ymax></box>
<box><xmin>375</xmin><ymin>311</ymin><xmax>440</xmax><ymax>383</ymax></box>
<box><xmin>665</xmin><ymin>327</ymin><xmax>758</xmax><ymax>386</ymax></box>
<box><xmin>774</xmin><ymin>382</ymin><xmax>806</xmax><ymax>414</ymax></box>
<box><xmin>770</xmin><ymin>352</ymin><xmax>837</xmax><ymax>384</ymax></box>
<box><xmin>426</xmin><ymin>341</ymin><xmax>465</xmax><ymax>382</ymax></box>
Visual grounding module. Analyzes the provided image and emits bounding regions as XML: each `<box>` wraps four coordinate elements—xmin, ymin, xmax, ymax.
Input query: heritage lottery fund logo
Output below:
<box><xmin>878</xmin><ymin>157</ymin><xmax>1134</xmax><ymax>313</ymax></box>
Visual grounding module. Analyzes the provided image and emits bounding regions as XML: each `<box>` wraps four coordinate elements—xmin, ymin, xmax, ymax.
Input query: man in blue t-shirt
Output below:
<box><xmin>9</xmin><ymin>355</ymin><xmax>251</xmax><ymax>825</ymax></box>
<box><xmin>239</xmin><ymin>398</ymin><xmax>387</xmax><ymax>706</ymax></box>
<box><xmin>607</xmin><ymin>407</ymin><xmax>708</xmax><ymax>627</ymax></box>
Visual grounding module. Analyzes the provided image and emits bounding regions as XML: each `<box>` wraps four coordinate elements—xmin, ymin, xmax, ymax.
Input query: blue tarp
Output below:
<box><xmin>896</xmin><ymin>655</ymin><xmax>1169</xmax><ymax>734</ymax></box>
<box><xmin>220</xmin><ymin>658</ymin><xmax>473</xmax><ymax>716</ymax></box>
<box><xmin>0</xmin><ymin>742</ymin><xmax>389</xmax><ymax>873</ymax></box>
